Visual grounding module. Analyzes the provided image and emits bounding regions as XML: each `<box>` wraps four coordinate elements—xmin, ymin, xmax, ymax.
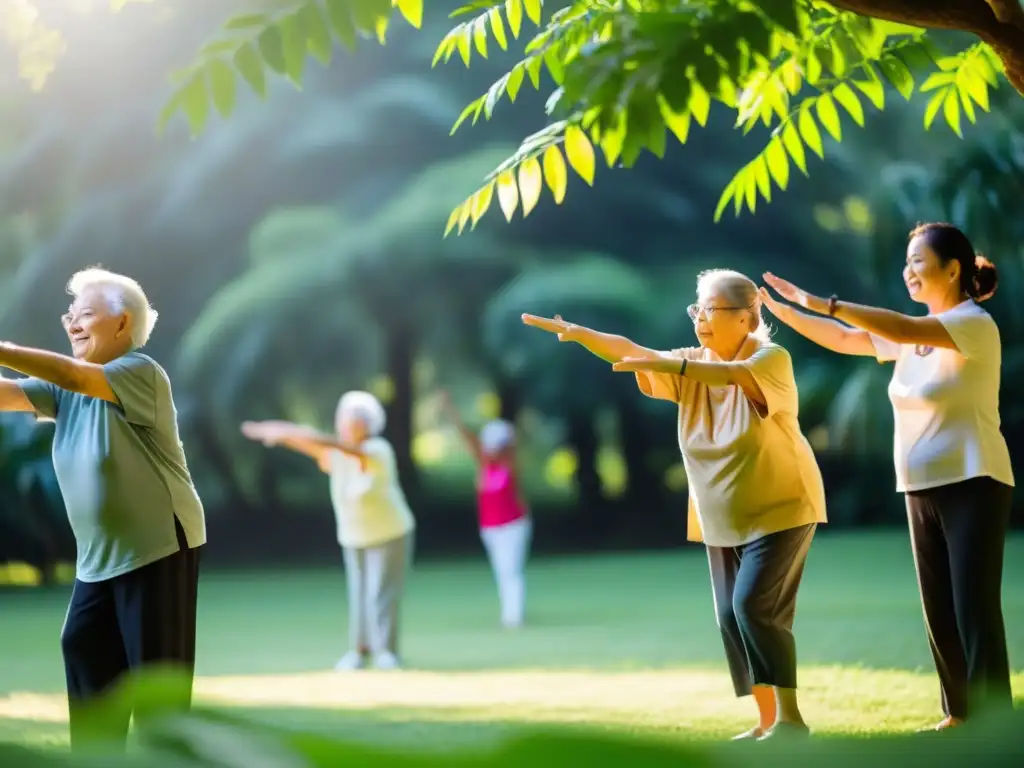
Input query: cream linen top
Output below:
<box><xmin>636</xmin><ymin>341</ymin><xmax>827</xmax><ymax>548</ymax></box>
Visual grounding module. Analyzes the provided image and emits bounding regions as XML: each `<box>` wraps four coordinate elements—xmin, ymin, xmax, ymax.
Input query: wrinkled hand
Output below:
<box><xmin>521</xmin><ymin>313</ymin><xmax>583</xmax><ymax>342</ymax></box>
<box><xmin>611</xmin><ymin>354</ymin><xmax>679</xmax><ymax>374</ymax></box>
<box><xmin>757</xmin><ymin>286</ymin><xmax>786</xmax><ymax>318</ymax></box>
<box><xmin>762</xmin><ymin>272</ymin><xmax>828</xmax><ymax>315</ymax></box>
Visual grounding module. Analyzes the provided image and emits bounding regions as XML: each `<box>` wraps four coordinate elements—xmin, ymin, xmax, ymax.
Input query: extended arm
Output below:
<box><xmin>439</xmin><ymin>393</ymin><xmax>483</xmax><ymax>464</ymax></box>
<box><xmin>521</xmin><ymin>314</ymin><xmax>657</xmax><ymax>363</ymax></box>
<box><xmin>241</xmin><ymin>420</ymin><xmax>366</xmax><ymax>465</ymax></box>
<box><xmin>0</xmin><ymin>378</ymin><xmax>35</xmax><ymax>412</ymax></box>
<box><xmin>0</xmin><ymin>342</ymin><xmax>117</xmax><ymax>402</ymax></box>
<box><xmin>765</xmin><ymin>301</ymin><xmax>876</xmax><ymax>357</ymax></box>
<box><xmin>613</xmin><ymin>354</ymin><xmax>768</xmax><ymax>409</ymax></box>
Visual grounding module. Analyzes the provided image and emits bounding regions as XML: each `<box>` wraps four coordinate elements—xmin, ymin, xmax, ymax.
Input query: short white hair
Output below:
<box><xmin>479</xmin><ymin>419</ymin><xmax>515</xmax><ymax>455</ymax></box>
<box><xmin>336</xmin><ymin>391</ymin><xmax>386</xmax><ymax>436</ymax></box>
<box><xmin>696</xmin><ymin>268</ymin><xmax>771</xmax><ymax>342</ymax></box>
<box><xmin>67</xmin><ymin>267</ymin><xmax>158</xmax><ymax>348</ymax></box>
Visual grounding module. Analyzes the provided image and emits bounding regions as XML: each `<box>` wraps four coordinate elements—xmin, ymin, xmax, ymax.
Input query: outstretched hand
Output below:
<box><xmin>521</xmin><ymin>313</ymin><xmax>583</xmax><ymax>342</ymax></box>
<box><xmin>241</xmin><ymin>421</ymin><xmax>278</xmax><ymax>447</ymax></box>
<box><xmin>758</xmin><ymin>286</ymin><xmax>786</xmax><ymax>318</ymax></box>
<box><xmin>761</xmin><ymin>272</ymin><xmax>829</xmax><ymax>315</ymax></box>
<box><xmin>611</xmin><ymin>354</ymin><xmax>680</xmax><ymax>374</ymax></box>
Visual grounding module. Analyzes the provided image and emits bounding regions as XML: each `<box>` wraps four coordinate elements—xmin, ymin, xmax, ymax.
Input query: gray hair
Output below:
<box><xmin>696</xmin><ymin>268</ymin><xmax>771</xmax><ymax>342</ymax></box>
<box><xmin>67</xmin><ymin>267</ymin><xmax>158</xmax><ymax>348</ymax></box>
<box><xmin>479</xmin><ymin>419</ymin><xmax>515</xmax><ymax>455</ymax></box>
<box><xmin>337</xmin><ymin>391</ymin><xmax>387</xmax><ymax>436</ymax></box>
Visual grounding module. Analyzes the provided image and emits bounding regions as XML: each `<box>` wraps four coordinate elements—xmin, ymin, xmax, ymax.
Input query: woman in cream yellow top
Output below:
<box><xmin>524</xmin><ymin>269</ymin><xmax>827</xmax><ymax>741</ymax></box>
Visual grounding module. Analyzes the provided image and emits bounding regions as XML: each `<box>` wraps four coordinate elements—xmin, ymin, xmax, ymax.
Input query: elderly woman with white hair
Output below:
<box><xmin>441</xmin><ymin>392</ymin><xmax>531</xmax><ymax>628</ymax></box>
<box><xmin>0</xmin><ymin>267</ymin><xmax>206</xmax><ymax>750</ymax></box>
<box><xmin>242</xmin><ymin>390</ymin><xmax>415</xmax><ymax>670</ymax></box>
<box><xmin>523</xmin><ymin>269</ymin><xmax>828</xmax><ymax>741</ymax></box>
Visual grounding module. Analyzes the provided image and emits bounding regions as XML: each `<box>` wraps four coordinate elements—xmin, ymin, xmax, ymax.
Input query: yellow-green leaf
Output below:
<box><xmin>518</xmin><ymin>156</ymin><xmax>543</xmax><ymax>216</ymax></box>
<box><xmin>852</xmin><ymin>73</ymin><xmax>885</xmax><ymax>110</ymax></box>
<box><xmin>690</xmin><ymin>81</ymin><xmax>711</xmax><ymax>127</ymax></box>
<box><xmin>753</xmin><ymin>155</ymin><xmax>772</xmax><ymax>203</ymax></box>
<box><xmin>543</xmin><ymin>145</ymin><xmax>568</xmax><ymax>203</ymax></box>
<box><xmin>833</xmin><ymin>83</ymin><xmax>864</xmax><ymax>126</ymax></box>
<box><xmin>280</xmin><ymin>13</ymin><xmax>307</xmax><ymax>86</ymax></box>
<box><xmin>920</xmin><ymin>71</ymin><xmax>955</xmax><ymax>92</ymax></box>
<box><xmin>658</xmin><ymin>95</ymin><xmax>691</xmax><ymax>145</ymax></box>
<box><xmin>258</xmin><ymin>25</ymin><xmax>287</xmax><ymax>74</ymax></box>
<box><xmin>942</xmin><ymin>89</ymin><xmax>962</xmax><ymax>137</ymax></box>
<box><xmin>207</xmin><ymin>58</ymin><xmax>236</xmax><ymax>118</ymax></box>
<box><xmin>958</xmin><ymin>62</ymin><xmax>990</xmax><ymax>111</ymax></box>
<box><xmin>444</xmin><ymin>206</ymin><xmax>461</xmax><ymax>237</ymax></box>
<box><xmin>457</xmin><ymin>26</ymin><xmax>472</xmax><ymax>65</ymax></box>
<box><xmin>182</xmin><ymin>74</ymin><xmax>209</xmax><ymax>138</ymax></box>
<box><xmin>923</xmin><ymin>88</ymin><xmax>945</xmax><ymax>129</ymax></box>
<box><xmin>815</xmin><ymin>94</ymin><xmax>841</xmax><ymax>141</ymax></box>
<box><xmin>233</xmin><ymin>43</ymin><xmax>266</xmax><ymax>97</ymax></box>
<box><xmin>958</xmin><ymin>85</ymin><xmax>977</xmax><ymax>124</ymax></box>
<box><xmin>326</xmin><ymin>0</ymin><xmax>358</xmax><ymax>52</ymax></box>
<box><xmin>397</xmin><ymin>0</ymin><xmax>423</xmax><ymax>28</ymax></box>
<box><xmin>744</xmin><ymin>166</ymin><xmax>757</xmax><ymax>213</ymax></box>
<box><xmin>473</xmin><ymin>17</ymin><xmax>488</xmax><ymax>59</ymax></box>
<box><xmin>781</xmin><ymin>122</ymin><xmax>807</xmax><ymax>175</ymax></box>
<box><xmin>523</xmin><ymin>0</ymin><xmax>542</xmax><ymax>26</ymax></box>
<box><xmin>301</xmin><ymin>3</ymin><xmax>333</xmax><ymax>66</ymax></box>
<box><xmin>798</xmin><ymin>108</ymin><xmax>824</xmax><ymax>159</ymax></box>
<box><xmin>488</xmin><ymin>8</ymin><xmax>508</xmax><ymax>50</ymax></box>
<box><xmin>806</xmin><ymin>49</ymin><xmax>822</xmax><ymax>84</ymax></box>
<box><xmin>564</xmin><ymin>125</ymin><xmax>595</xmax><ymax>185</ymax></box>
<box><xmin>506</xmin><ymin>0</ymin><xmax>523</xmax><ymax>38</ymax></box>
<box><xmin>507</xmin><ymin>65</ymin><xmax>525</xmax><ymax>101</ymax></box>
<box><xmin>879</xmin><ymin>55</ymin><xmax>914</xmax><ymax>100</ymax></box>
<box><xmin>599</xmin><ymin>121</ymin><xmax>624</xmax><ymax>166</ymax></box>
<box><xmin>713</xmin><ymin>178</ymin><xmax>737</xmax><ymax>222</ymax></box>
<box><xmin>496</xmin><ymin>170</ymin><xmax>519</xmax><ymax>221</ymax></box>
<box><xmin>765</xmin><ymin>136</ymin><xmax>789</xmax><ymax>190</ymax></box>
<box><xmin>451</xmin><ymin>97</ymin><xmax>484</xmax><ymax>134</ymax></box>
<box><xmin>457</xmin><ymin>198</ymin><xmax>473</xmax><ymax>234</ymax></box>
<box><xmin>470</xmin><ymin>182</ymin><xmax>495</xmax><ymax>227</ymax></box>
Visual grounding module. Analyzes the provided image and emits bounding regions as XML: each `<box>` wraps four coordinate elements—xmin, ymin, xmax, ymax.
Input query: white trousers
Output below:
<box><xmin>342</xmin><ymin>532</ymin><xmax>412</xmax><ymax>655</ymax></box>
<box><xmin>479</xmin><ymin>517</ymin><xmax>532</xmax><ymax>626</ymax></box>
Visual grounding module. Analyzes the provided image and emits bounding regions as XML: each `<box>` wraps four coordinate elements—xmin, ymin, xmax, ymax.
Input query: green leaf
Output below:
<box><xmin>156</xmin><ymin>92</ymin><xmax>182</xmax><ymax>137</ymax></box>
<box><xmin>506</xmin><ymin>65</ymin><xmax>525</xmax><ymax>101</ymax></box>
<box><xmin>280</xmin><ymin>13</ymin><xmax>307</xmax><ymax>86</ymax></box>
<box><xmin>200</xmin><ymin>40</ymin><xmax>242</xmax><ymax>58</ymax></box>
<box><xmin>451</xmin><ymin>96</ymin><xmax>485</xmax><ymax>134</ymax></box>
<box><xmin>923</xmin><ymin>88</ymin><xmax>945</xmax><ymax>129</ymax></box>
<box><xmin>832</xmin><ymin>83</ymin><xmax>864</xmax><ymax>126</ymax></box>
<box><xmin>815</xmin><ymin>93</ymin><xmax>841</xmax><ymax>141</ymax></box>
<box><xmin>225</xmin><ymin>13</ymin><xmax>269</xmax><ymax>30</ymax></box>
<box><xmin>564</xmin><ymin>125</ymin><xmax>595</xmax><ymax>185</ymax></box>
<box><xmin>658</xmin><ymin>95</ymin><xmax>691</xmax><ymax>145</ymax></box>
<box><xmin>473</xmin><ymin>16</ymin><xmax>489</xmax><ymax>59</ymax></box>
<box><xmin>518</xmin><ymin>155</ymin><xmax>543</xmax><ymax>216</ymax></box>
<box><xmin>457</xmin><ymin>197</ymin><xmax>473</xmax><ymax>234</ymax></box>
<box><xmin>765</xmin><ymin>136</ymin><xmax>789</xmax><ymax>190</ymax></box>
<box><xmin>920</xmin><ymin>71</ymin><xmax>954</xmax><ymax>92</ymax></box>
<box><xmin>258</xmin><ymin>25</ymin><xmax>287</xmax><ymax>74</ymax></box>
<box><xmin>852</xmin><ymin>69</ymin><xmax>885</xmax><ymax>110</ymax></box>
<box><xmin>879</xmin><ymin>54</ymin><xmax>913</xmax><ymax>100</ymax></box>
<box><xmin>942</xmin><ymin>89</ymin><xmax>962</xmax><ymax>137</ymax></box>
<box><xmin>397</xmin><ymin>0</ymin><xmax>424</xmax><ymax>28</ymax></box>
<box><xmin>713</xmin><ymin>177</ymin><xmax>737</xmax><ymax>222</ymax></box>
<box><xmin>690</xmin><ymin>81</ymin><xmax>710</xmax><ymax>127</ymax></box>
<box><xmin>326</xmin><ymin>0</ymin><xmax>358</xmax><ymax>51</ymax></box>
<box><xmin>233</xmin><ymin>43</ymin><xmax>266</xmax><ymax>97</ymax></box>
<box><xmin>757</xmin><ymin>0</ymin><xmax>802</xmax><ymax>35</ymax></box>
<box><xmin>806</xmin><ymin>49</ymin><xmax>822</xmax><ymax>84</ymax></box>
<box><xmin>496</xmin><ymin>169</ymin><xmax>519</xmax><ymax>221</ymax></box>
<box><xmin>182</xmin><ymin>74</ymin><xmax>209</xmax><ymax>138</ymax></box>
<box><xmin>457</xmin><ymin>26</ymin><xmax>472</xmax><ymax>65</ymax></box>
<box><xmin>526</xmin><ymin>56</ymin><xmax>543</xmax><ymax>88</ymax></box>
<box><xmin>798</xmin><ymin>107</ymin><xmax>824</xmax><ymax>158</ymax></box>
<box><xmin>599</xmin><ymin>119</ymin><xmax>625</xmax><ymax>166</ymax></box>
<box><xmin>444</xmin><ymin>206</ymin><xmax>462</xmax><ymax>237</ymax></box>
<box><xmin>207</xmin><ymin>58</ymin><xmax>237</xmax><ymax>118</ymax></box>
<box><xmin>523</xmin><ymin>0</ymin><xmax>542</xmax><ymax>26</ymax></box>
<box><xmin>470</xmin><ymin>182</ymin><xmax>495</xmax><ymax>227</ymax></box>
<box><xmin>958</xmin><ymin>62</ymin><xmax>990</xmax><ymax>111</ymax></box>
<box><xmin>753</xmin><ymin>155</ymin><xmax>771</xmax><ymax>203</ymax></box>
<box><xmin>351</xmin><ymin>0</ymin><xmax>391</xmax><ymax>36</ymax></box>
<box><xmin>488</xmin><ymin>8</ymin><xmax>508</xmax><ymax>50</ymax></box>
<box><xmin>781</xmin><ymin>121</ymin><xmax>806</xmax><ymax>175</ymax></box>
<box><xmin>506</xmin><ymin>0</ymin><xmax>523</xmax><ymax>38</ymax></box>
<box><xmin>543</xmin><ymin>144</ymin><xmax>568</xmax><ymax>203</ymax></box>
<box><xmin>301</xmin><ymin>3</ymin><xmax>333</xmax><ymax>66</ymax></box>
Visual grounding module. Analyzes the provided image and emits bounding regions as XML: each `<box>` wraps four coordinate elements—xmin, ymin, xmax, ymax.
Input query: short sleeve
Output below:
<box><xmin>869</xmin><ymin>334</ymin><xmax>901</xmax><ymax>363</ymax></box>
<box><xmin>18</xmin><ymin>377</ymin><xmax>61</xmax><ymax>419</ymax></box>
<box><xmin>103</xmin><ymin>354</ymin><xmax>159</xmax><ymax>428</ymax></box>
<box><xmin>936</xmin><ymin>303</ymin><xmax>996</xmax><ymax>360</ymax></box>
<box><xmin>635</xmin><ymin>348</ymin><xmax>698</xmax><ymax>403</ymax></box>
<box><xmin>361</xmin><ymin>437</ymin><xmax>397</xmax><ymax>476</ymax></box>
<box><xmin>739</xmin><ymin>345</ymin><xmax>797</xmax><ymax>417</ymax></box>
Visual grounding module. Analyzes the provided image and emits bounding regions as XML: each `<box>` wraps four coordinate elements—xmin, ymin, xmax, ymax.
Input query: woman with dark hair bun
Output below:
<box><xmin>758</xmin><ymin>222</ymin><xmax>1015</xmax><ymax>732</ymax></box>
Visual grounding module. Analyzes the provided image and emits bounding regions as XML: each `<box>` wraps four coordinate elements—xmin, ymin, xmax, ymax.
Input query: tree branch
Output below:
<box><xmin>829</xmin><ymin>0</ymin><xmax>1024</xmax><ymax>95</ymax></box>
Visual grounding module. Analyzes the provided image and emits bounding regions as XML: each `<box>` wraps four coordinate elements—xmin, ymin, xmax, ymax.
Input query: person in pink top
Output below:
<box><xmin>441</xmin><ymin>392</ymin><xmax>531</xmax><ymax>628</ymax></box>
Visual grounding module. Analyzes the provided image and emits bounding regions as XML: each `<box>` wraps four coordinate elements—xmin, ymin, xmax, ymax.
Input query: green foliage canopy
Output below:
<box><xmin>160</xmin><ymin>1</ymin><xmax>1024</xmax><ymax>231</ymax></box>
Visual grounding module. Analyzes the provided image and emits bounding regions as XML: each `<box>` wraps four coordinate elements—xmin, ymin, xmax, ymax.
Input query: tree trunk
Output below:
<box><xmin>382</xmin><ymin>320</ymin><xmax>419</xmax><ymax>503</ymax></box>
<box><xmin>495</xmin><ymin>374</ymin><xmax>522</xmax><ymax>422</ymax></box>
<box><xmin>615</xmin><ymin>395</ymin><xmax>670</xmax><ymax>541</ymax></box>
<box><xmin>191</xmin><ymin>408</ymin><xmax>252</xmax><ymax>515</ymax></box>
<box><xmin>566</xmin><ymin>411</ymin><xmax>607</xmax><ymax>542</ymax></box>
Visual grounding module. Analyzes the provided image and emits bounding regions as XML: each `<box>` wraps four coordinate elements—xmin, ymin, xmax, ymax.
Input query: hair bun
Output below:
<box><xmin>973</xmin><ymin>253</ymin><xmax>998</xmax><ymax>302</ymax></box>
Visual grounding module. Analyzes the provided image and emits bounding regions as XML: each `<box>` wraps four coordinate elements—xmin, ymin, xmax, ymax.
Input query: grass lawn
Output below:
<box><xmin>1</xmin><ymin>531</ymin><xmax>1022</xmax><ymax>753</ymax></box>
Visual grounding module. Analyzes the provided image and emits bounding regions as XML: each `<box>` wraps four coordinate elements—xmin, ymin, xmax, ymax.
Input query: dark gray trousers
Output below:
<box><xmin>906</xmin><ymin>476</ymin><xmax>1013</xmax><ymax>721</ymax></box>
<box><xmin>707</xmin><ymin>523</ymin><xmax>816</xmax><ymax>697</ymax></box>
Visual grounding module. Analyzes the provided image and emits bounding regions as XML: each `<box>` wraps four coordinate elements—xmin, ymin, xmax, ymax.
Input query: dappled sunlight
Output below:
<box><xmin>6</xmin><ymin>666</ymin><xmax>1021</xmax><ymax>740</ymax></box>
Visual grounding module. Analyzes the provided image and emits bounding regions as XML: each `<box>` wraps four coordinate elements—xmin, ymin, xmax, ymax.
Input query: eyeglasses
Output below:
<box><xmin>686</xmin><ymin>303</ymin><xmax>754</xmax><ymax>320</ymax></box>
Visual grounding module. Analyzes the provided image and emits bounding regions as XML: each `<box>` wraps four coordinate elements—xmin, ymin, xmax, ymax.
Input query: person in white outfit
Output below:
<box><xmin>441</xmin><ymin>392</ymin><xmax>531</xmax><ymax>628</ymax></box>
<box><xmin>241</xmin><ymin>391</ymin><xmax>415</xmax><ymax>670</ymax></box>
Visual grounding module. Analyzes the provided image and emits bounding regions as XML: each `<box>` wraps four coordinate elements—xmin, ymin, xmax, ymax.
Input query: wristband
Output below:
<box><xmin>679</xmin><ymin>358</ymin><xmax>688</xmax><ymax>375</ymax></box>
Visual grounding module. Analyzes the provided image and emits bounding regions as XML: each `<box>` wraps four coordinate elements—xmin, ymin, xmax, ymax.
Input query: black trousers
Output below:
<box><xmin>61</xmin><ymin>518</ymin><xmax>202</xmax><ymax>750</ymax></box>
<box><xmin>707</xmin><ymin>523</ymin><xmax>816</xmax><ymax>697</ymax></box>
<box><xmin>906</xmin><ymin>476</ymin><xmax>1013</xmax><ymax>721</ymax></box>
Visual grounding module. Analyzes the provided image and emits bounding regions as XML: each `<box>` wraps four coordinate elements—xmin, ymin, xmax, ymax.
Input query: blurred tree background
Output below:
<box><xmin>0</xmin><ymin>1</ymin><xmax>1022</xmax><ymax>577</ymax></box>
